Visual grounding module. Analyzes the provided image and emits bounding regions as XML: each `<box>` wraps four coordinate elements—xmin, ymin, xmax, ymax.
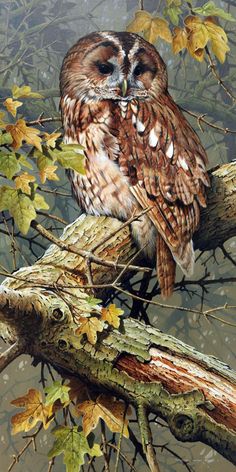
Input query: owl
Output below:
<box><xmin>60</xmin><ymin>31</ymin><xmax>209</xmax><ymax>297</ymax></box>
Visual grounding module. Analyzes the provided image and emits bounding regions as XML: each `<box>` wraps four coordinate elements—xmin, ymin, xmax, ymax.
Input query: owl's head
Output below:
<box><xmin>60</xmin><ymin>31</ymin><xmax>168</xmax><ymax>102</ymax></box>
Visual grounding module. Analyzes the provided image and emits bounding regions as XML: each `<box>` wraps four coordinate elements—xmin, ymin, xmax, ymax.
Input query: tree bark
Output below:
<box><xmin>0</xmin><ymin>162</ymin><xmax>236</xmax><ymax>465</ymax></box>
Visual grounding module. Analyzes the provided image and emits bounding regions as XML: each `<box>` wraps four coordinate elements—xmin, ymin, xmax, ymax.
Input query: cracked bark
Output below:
<box><xmin>0</xmin><ymin>162</ymin><xmax>236</xmax><ymax>465</ymax></box>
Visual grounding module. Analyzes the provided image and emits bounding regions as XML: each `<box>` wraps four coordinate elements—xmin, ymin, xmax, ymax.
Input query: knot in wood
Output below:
<box><xmin>51</xmin><ymin>308</ymin><xmax>65</xmax><ymax>322</ymax></box>
<box><xmin>169</xmin><ymin>412</ymin><xmax>198</xmax><ymax>441</ymax></box>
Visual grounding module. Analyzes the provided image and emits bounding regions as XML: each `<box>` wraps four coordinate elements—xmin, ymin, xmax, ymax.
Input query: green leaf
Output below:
<box><xmin>193</xmin><ymin>1</ymin><xmax>236</xmax><ymax>21</ymax></box>
<box><xmin>164</xmin><ymin>5</ymin><xmax>182</xmax><ymax>25</ymax></box>
<box><xmin>9</xmin><ymin>191</ymin><xmax>36</xmax><ymax>234</ymax></box>
<box><xmin>56</xmin><ymin>144</ymin><xmax>85</xmax><ymax>175</ymax></box>
<box><xmin>86</xmin><ymin>296</ymin><xmax>102</xmax><ymax>307</ymax></box>
<box><xmin>0</xmin><ymin>151</ymin><xmax>21</xmax><ymax>179</ymax></box>
<box><xmin>44</xmin><ymin>381</ymin><xmax>71</xmax><ymax>406</ymax></box>
<box><xmin>18</xmin><ymin>154</ymin><xmax>33</xmax><ymax>170</ymax></box>
<box><xmin>32</xmin><ymin>193</ymin><xmax>49</xmax><ymax>210</ymax></box>
<box><xmin>36</xmin><ymin>152</ymin><xmax>55</xmax><ymax>171</ymax></box>
<box><xmin>0</xmin><ymin>186</ymin><xmax>16</xmax><ymax>211</ymax></box>
<box><xmin>0</xmin><ymin>131</ymin><xmax>13</xmax><ymax>145</ymax></box>
<box><xmin>48</xmin><ymin>426</ymin><xmax>102</xmax><ymax>472</ymax></box>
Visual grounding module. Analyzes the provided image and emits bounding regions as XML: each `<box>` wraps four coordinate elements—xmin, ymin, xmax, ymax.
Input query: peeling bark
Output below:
<box><xmin>0</xmin><ymin>162</ymin><xmax>236</xmax><ymax>465</ymax></box>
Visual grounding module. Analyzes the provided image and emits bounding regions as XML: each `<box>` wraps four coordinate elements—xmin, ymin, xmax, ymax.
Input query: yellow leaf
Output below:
<box><xmin>12</xmin><ymin>85</ymin><xmax>43</xmax><ymax>99</ymax></box>
<box><xmin>185</xmin><ymin>16</ymin><xmax>209</xmax><ymax>62</ymax></box>
<box><xmin>127</xmin><ymin>10</ymin><xmax>172</xmax><ymax>44</ymax></box>
<box><xmin>75</xmin><ymin>316</ymin><xmax>104</xmax><ymax>344</ymax></box>
<box><xmin>0</xmin><ymin>111</ymin><xmax>8</xmax><ymax>129</ymax></box>
<box><xmin>127</xmin><ymin>10</ymin><xmax>152</xmax><ymax>34</ymax></box>
<box><xmin>204</xmin><ymin>17</ymin><xmax>230</xmax><ymax>63</ymax></box>
<box><xmin>11</xmin><ymin>388</ymin><xmax>53</xmax><ymax>434</ymax></box>
<box><xmin>101</xmin><ymin>304</ymin><xmax>124</xmax><ymax>329</ymax></box>
<box><xmin>75</xmin><ymin>394</ymin><xmax>129</xmax><ymax>438</ymax></box>
<box><xmin>172</xmin><ymin>26</ymin><xmax>188</xmax><ymax>54</ymax></box>
<box><xmin>3</xmin><ymin>98</ymin><xmax>22</xmax><ymax>117</ymax></box>
<box><xmin>39</xmin><ymin>165</ymin><xmax>59</xmax><ymax>184</ymax></box>
<box><xmin>15</xmin><ymin>172</ymin><xmax>36</xmax><ymax>194</ymax></box>
<box><xmin>6</xmin><ymin>119</ymin><xmax>42</xmax><ymax>151</ymax></box>
<box><xmin>145</xmin><ymin>17</ymin><xmax>172</xmax><ymax>44</ymax></box>
<box><xmin>44</xmin><ymin>132</ymin><xmax>61</xmax><ymax>148</ymax></box>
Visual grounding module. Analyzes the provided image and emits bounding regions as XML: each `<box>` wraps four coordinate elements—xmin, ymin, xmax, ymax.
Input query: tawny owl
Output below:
<box><xmin>60</xmin><ymin>31</ymin><xmax>209</xmax><ymax>297</ymax></box>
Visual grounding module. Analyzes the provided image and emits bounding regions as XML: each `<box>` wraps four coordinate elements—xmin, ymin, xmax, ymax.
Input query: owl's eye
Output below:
<box><xmin>97</xmin><ymin>62</ymin><xmax>114</xmax><ymax>75</ymax></box>
<box><xmin>133</xmin><ymin>63</ymin><xmax>146</xmax><ymax>76</ymax></box>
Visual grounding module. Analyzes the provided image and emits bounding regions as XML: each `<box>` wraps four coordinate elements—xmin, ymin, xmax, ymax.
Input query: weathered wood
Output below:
<box><xmin>0</xmin><ymin>162</ymin><xmax>236</xmax><ymax>465</ymax></box>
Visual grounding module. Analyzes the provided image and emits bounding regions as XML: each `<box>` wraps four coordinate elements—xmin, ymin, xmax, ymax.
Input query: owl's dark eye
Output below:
<box><xmin>97</xmin><ymin>62</ymin><xmax>114</xmax><ymax>75</ymax></box>
<box><xmin>133</xmin><ymin>63</ymin><xmax>146</xmax><ymax>76</ymax></box>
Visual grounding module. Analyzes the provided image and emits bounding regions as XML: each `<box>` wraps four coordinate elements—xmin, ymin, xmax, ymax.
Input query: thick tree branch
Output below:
<box><xmin>0</xmin><ymin>162</ymin><xmax>236</xmax><ymax>465</ymax></box>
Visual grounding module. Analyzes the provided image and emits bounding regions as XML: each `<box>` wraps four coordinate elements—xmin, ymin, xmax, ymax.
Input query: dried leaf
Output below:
<box><xmin>204</xmin><ymin>17</ymin><xmax>230</xmax><ymax>63</ymax></box>
<box><xmin>3</xmin><ymin>98</ymin><xmax>23</xmax><ymax>117</ymax></box>
<box><xmin>6</xmin><ymin>119</ymin><xmax>42</xmax><ymax>151</ymax></box>
<box><xmin>127</xmin><ymin>10</ymin><xmax>172</xmax><ymax>44</ymax></box>
<box><xmin>11</xmin><ymin>388</ymin><xmax>53</xmax><ymax>434</ymax></box>
<box><xmin>48</xmin><ymin>426</ymin><xmax>102</xmax><ymax>472</ymax></box>
<box><xmin>75</xmin><ymin>394</ymin><xmax>129</xmax><ymax>438</ymax></box>
<box><xmin>172</xmin><ymin>26</ymin><xmax>188</xmax><ymax>54</ymax></box>
<box><xmin>101</xmin><ymin>303</ymin><xmax>124</xmax><ymax>329</ymax></box>
<box><xmin>12</xmin><ymin>85</ymin><xmax>43</xmax><ymax>99</ymax></box>
<box><xmin>75</xmin><ymin>316</ymin><xmax>104</xmax><ymax>345</ymax></box>
<box><xmin>15</xmin><ymin>172</ymin><xmax>36</xmax><ymax>194</ymax></box>
<box><xmin>39</xmin><ymin>165</ymin><xmax>59</xmax><ymax>184</ymax></box>
<box><xmin>185</xmin><ymin>16</ymin><xmax>209</xmax><ymax>62</ymax></box>
<box><xmin>44</xmin><ymin>132</ymin><xmax>62</xmax><ymax>148</ymax></box>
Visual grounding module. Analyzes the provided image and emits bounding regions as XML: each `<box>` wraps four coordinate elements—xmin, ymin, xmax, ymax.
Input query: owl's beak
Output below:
<box><xmin>120</xmin><ymin>79</ymin><xmax>128</xmax><ymax>97</ymax></box>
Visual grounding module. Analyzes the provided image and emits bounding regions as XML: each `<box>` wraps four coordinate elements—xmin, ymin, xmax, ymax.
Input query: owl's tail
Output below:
<box><xmin>157</xmin><ymin>235</ymin><xmax>195</xmax><ymax>298</ymax></box>
<box><xmin>157</xmin><ymin>235</ymin><xmax>176</xmax><ymax>298</ymax></box>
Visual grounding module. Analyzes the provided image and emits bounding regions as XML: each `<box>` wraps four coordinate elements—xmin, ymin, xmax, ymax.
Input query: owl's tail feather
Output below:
<box><xmin>172</xmin><ymin>239</ymin><xmax>195</xmax><ymax>277</ymax></box>
<box><xmin>157</xmin><ymin>235</ymin><xmax>176</xmax><ymax>298</ymax></box>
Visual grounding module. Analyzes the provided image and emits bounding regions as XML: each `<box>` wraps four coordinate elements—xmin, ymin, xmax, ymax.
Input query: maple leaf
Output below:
<box><xmin>66</xmin><ymin>378</ymin><xmax>89</xmax><ymax>404</ymax></box>
<box><xmin>6</xmin><ymin>119</ymin><xmax>42</xmax><ymax>151</ymax></box>
<box><xmin>48</xmin><ymin>426</ymin><xmax>102</xmax><ymax>472</ymax></box>
<box><xmin>11</xmin><ymin>388</ymin><xmax>53</xmax><ymax>434</ymax></box>
<box><xmin>127</xmin><ymin>10</ymin><xmax>172</xmax><ymax>44</ymax></box>
<box><xmin>32</xmin><ymin>193</ymin><xmax>49</xmax><ymax>210</ymax></box>
<box><xmin>75</xmin><ymin>316</ymin><xmax>104</xmax><ymax>345</ymax></box>
<box><xmin>75</xmin><ymin>394</ymin><xmax>129</xmax><ymax>438</ymax></box>
<box><xmin>3</xmin><ymin>98</ymin><xmax>23</xmax><ymax>117</ymax></box>
<box><xmin>204</xmin><ymin>17</ymin><xmax>230</xmax><ymax>63</ymax></box>
<box><xmin>44</xmin><ymin>381</ymin><xmax>71</xmax><ymax>407</ymax></box>
<box><xmin>0</xmin><ymin>151</ymin><xmax>21</xmax><ymax>179</ymax></box>
<box><xmin>185</xmin><ymin>16</ymin><xmax>209</xmax><ymax>62</ymax></box>
<box><xmin>101</xmin><ymin>303</ymin><xmax>124</xmax><ymax>329</ymax></box>
<box><xmin>15</xmin><ymin>172</ymin><xmax>36</xmax><ymax>194</ymax></box>
<box><xmin>39</xmin><ymin>165</ymin><xmax>59</xmax><ymax>184</ymax></box>
<box><xmin>0</xmin><ymin>111</ymin><xmax>8</xmax><ymax>129</ymax></box>
<box><xmin>44</xmin><ymin>132</ymin><xmax>61</xmax><ymax>148</ymax></box>
<box><xmin>12</xmin><ymin>85</ymin><xmax>43</xmax><ymax>99</ymax></box>
<box><xmin>172</xmin><ymin>26</ymin><xmax>188</xmax><ymax>54</ymax></box>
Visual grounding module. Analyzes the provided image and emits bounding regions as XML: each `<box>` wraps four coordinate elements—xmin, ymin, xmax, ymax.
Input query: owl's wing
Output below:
<box><xmin>117</xmin><ymin>95</ymin><xmax>210</xmax><ymax>276</ymax></box>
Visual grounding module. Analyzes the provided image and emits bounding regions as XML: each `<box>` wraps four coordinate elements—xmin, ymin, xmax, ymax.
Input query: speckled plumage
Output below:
<box><xmin>60</xmin><ymin>31</ymin><xmax>210</xmax><ymax>297</ymax></box>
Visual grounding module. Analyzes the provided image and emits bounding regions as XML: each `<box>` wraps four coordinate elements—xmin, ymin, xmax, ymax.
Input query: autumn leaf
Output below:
<box><xmin>12</xmin><ymin>85</ymin><xmax>43</xmax><ymax>99</ymax></box>
<box><xmin>75</xmin><ymin>394</ymin><xmax>129</xmax><ymax>438</ymax></box>
<box><xmin>15</xmin><ymin>172</ymin><xmax>36</xmax><ymax>194</ymax></box>
<box><xmin>6</xmin><ymin>119</ymin><xmax>42</xmax><ymax>151</ymax></box>
<box><xmin>0</xmin><ymin>111</ymin><xmax>8</xmax><ymax>129</ymax></box>
<box><xmin>0</xmin><ymin>151</ymin><xmax>21</xmax><ymax>179</ymax></box>
<box><xmin>127</xmin><ymin>10</ymin><xmax>172</xmax><ymax>44</ymax></box>
<box><xmin>11</xmin><ymin>388</ymin><xmax>53</xmax><ymax>434</ymax></box>
<box><xmin>44</xmin><ymin>132</ymin><xmax>62</xmax><ymax>148</ymax></box>
<box><xmin>204</xmin><ymin>17</ymin><xmax>230</xmax><ymax>63</ymax></box>
<box><xmin>39</xmin><ymin>165</ymin><xmax>59</xmax><ymax>184</ymax></box>
<box><xmin>172</xmin><ymin>26</ymin><xmax>188</xmax><ymax>54</ymax></box>
<box><xmin>48</xmin><ymin>426</ymin><xmax>102</xmax><ymax>472</ymax></box>
<box><xmin>66</xmin><ymin>378</ymin><xmax>89</xmax><ymax>404</ymax></box>
<box><xmin>101</xmin><ymin>303</ymin><xmax>124</xmax><ymax>329</ymax></box>
<box><xmin>44</xmin><ymin>381</ymin><xmax>71</xmax><ymax>407</ymax></box>
<box><xmin>185</xmin><ymin>16</ymin><xmax>209</xmax><ymax>61</ymax></box>
<box><xmin>75</xmin><ymin>316</ymin><xmax>104</xmax><ymax>344</ymax></box>
<box><xmin>3</xmin><ymin>98</ymin><xmax>22</xmax><ymax>117</ymax></box>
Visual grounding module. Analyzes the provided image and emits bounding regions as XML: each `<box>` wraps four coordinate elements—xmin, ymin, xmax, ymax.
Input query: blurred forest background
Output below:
<box><xmin>0</xmin><ymin>0</ymin><xmax>236</xmax><ymax>471</ymax></box>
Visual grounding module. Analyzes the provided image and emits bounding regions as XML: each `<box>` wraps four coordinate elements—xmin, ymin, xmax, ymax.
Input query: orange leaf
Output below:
<box><xmin>185</xmin><ymin>16</ymin><xmax>209</xmax><ymax>62</ymax></box>
<box><xmin>75</xmin><ymin>394</ymin><xmax>129</xmax><ymax>438</ymax></box>
<box><xmin>101</xmin><ymin>303</ymin><xmax>124</xmax><ymax>328</ymax></box>
<box><xmin>39</xmin><ymin>165</ymin><xmax>59</xmax><ymax>184</ymax></box>
<box><xmin>3</xmin><ymin>98</ymin><xmax>22</xmax><ymax>117</ymax></box>
<box><xmin>6</xmin><ymin>119</ymin><xmax>42</xmax><ymax>151</ymax></box>
<box><xmin>172</xmin><ymin>27</ymin><xmax>188</xmax><ymax>54</ymax></box>
<box><xmin>127</xmin><ymin>10</ymin><xmax>172</xmax><ymax>44</ymax></box>
<box><xmin>15</xmin><ymin>172</ymin><xmax>36</xmax><ymax>194</ymax></box>
<box><xmin>204</xmin><ymin>17</ymin><xmax>230</xmax><ymax>63</ymax></box>
<box><xmin>11</xmin><ymin>388</ymin><xmax>53</xmax><ymax>434</ymax></box>
<box><xmin>75</xmin><ymin>316</ymin><xmax>104</xmax><ymax>344</ymax></box>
